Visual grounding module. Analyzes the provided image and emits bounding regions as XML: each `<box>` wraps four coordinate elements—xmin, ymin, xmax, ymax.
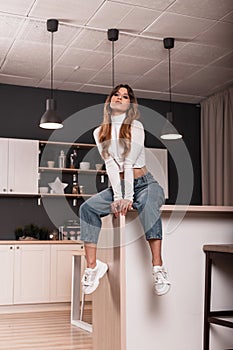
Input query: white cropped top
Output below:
<box><xmin>93</xmin><ymin>113</ymin><xmax>145</xmax><ymax>201</ymax></box>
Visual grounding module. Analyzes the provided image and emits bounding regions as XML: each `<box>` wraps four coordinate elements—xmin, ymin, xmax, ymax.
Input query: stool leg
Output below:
<box><xmin>203</xmin><ymin>252</ymin><xmax>212</xmax><ymax>350</ymax></box>
<box><xmin>80</xmin><ymin>292</ymin><xmax>85</xmax><ymax>321</ymax></box>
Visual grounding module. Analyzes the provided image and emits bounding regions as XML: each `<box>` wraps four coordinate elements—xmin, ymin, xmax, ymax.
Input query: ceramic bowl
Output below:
<box><xmin>39</xmin><ymin>186</ymin><xmax>49</xmax><ymax>193</ymax></box>
<box><xmin>47</xmin><ymin>161</ymin><xmax>55</xmax><ymax>168</ymax></box>
<box><xmin>79</xmin><ymin>162</ymin><xmax>90</xmax><ymax>170</ymax></box>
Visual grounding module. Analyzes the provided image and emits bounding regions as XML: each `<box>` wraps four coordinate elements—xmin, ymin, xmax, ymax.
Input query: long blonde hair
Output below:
<box><xmin>98</xmin><ymin>84</ymin><xmax>140</xmax><ymax>159</ymax></box>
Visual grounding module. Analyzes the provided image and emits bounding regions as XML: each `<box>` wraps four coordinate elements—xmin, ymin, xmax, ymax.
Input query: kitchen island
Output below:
<box><xmin>92</xmin><ymin>205</ymin><xmax>233</xmax><ymax>350</ymax></box>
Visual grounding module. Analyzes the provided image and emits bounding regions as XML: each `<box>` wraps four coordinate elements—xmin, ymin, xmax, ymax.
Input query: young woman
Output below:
<box><xmin>80</xmin><ymin>84</ymin><xmax>170</xmax><ymax>296</ymax></box>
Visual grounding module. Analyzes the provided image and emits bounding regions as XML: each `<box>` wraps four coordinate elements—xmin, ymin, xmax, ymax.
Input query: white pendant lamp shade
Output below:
<box><xmin>39</xmin><ymin>19</ymin><xmax>63</xmax><ymax>130</ymax></box>
<box><xmin>160</xmin><ymin>112</ymin><xmax>182</xmax><ymax>140</ymax></box>
<box><xmin>160</xmin><ymin>38</ymin><xmax>182</xmax><ymax>140</ymax></box>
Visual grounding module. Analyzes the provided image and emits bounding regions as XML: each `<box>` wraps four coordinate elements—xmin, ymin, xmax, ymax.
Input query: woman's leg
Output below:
<box><xmin>80</xmin><ymin>187</ymin><xmax>113</xmax><ymax>268</ymax></box>
<box><xmin>133</xmin><ymin>173</ymin><xmax>165</xmax><ymax>262</ymax></box>
<box><xmin>84</xmin><ymin>243</ymin><xmax>97</xmax><ymax>268</ymax></box>
<box><xmin>133</xmin><ymin>173</ymin><xmax>170</xmax><ymax>295</ymax></box>
<box><xmin>148</xmin><ymin>238</ymin><xmax>163</xmax><ymax>267</ymax></box>
<box><xmin>79</xmin><ymin>188</ymin><xmax>113</xmax><ymax>294</ymax></box>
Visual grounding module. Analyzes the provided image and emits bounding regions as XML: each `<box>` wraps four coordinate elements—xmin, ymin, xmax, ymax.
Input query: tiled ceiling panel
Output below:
<box><xmin>95</xmin><ymin>33</ymin><xmax>132</xmax><ymax>54</ymax></box>
<box><xmin>0</xmin><ymin>14</ymin><xmax>25</xmax><ymax>38</ymax></box>
<box><xmin>109</xmin><ymin>54</ymin><xmax>156</xmax><ymax>75</ymax></box>
<box><xmin>88</xmin><ymin>69</ymin><xmax>140</xmax><ymax>86</ymax></box>
<box><xmin>18</xmin><ymin>19</ymin><xmax>80</xmax><ymax>46</ymax></box>
<box><xmin>221</xmin><ymin>10</ymin><xmax>233</xmax><ymax>23</ymax></box>
<box><xmin>143</xmin><ymin>12</ymin><xmax>214</xmax><ymax>39</ymax></box>
<box><xmin>67</xmin><ymin>68</ymin><xmax>100</xmax><ymax>84</ymax></box>
<box><xmin>0</xmin><ymin>0</ymin><xmax>232</xmax><ymax>104</ymax></box>
<box><xmin>43</xmin><ymin>65</ymin><xmax>76</xmax><ymax>82</ymax></box>
<box><xmin>0</xmin><ymin>0</ymin><xmax>35</xmax><ymax>16</ymax></box>
<box><xmin>109</xmin><ymin>0</ymin><xmax>175</xmax><ymax>11</ymax></box>
<box><xmin>172</xmin><ymin>43</ymin><xmax>231</xmax><ymax>65</ymax></box>
<box><xmin>1</xmin><ymin>59</ymin><xmax>47</xmax><ymax>78</ymax></box>
<box><xmin>210</xmin><ymin>50</ymin><xmax>233</xmax><ymax>69</ymax></box>
<box><xmin>10</xmin><ymin>39</ymin><xmax>63</xmax><ymax>60</ymax></box>
<box><xmin>30</xmin><ymin>0</ymin><xmax>105</xmax><ymax>25</ymax></box>
<box><xmin>71</xmin><ymin>29</ymin><xmax>105</xmax><ymax>50</ymax></box>
<box><xmin>195</xmin><ymin>21</ymin><xmax>233</xmax><ymax>49</ymax></box>
<box><xmin>0</xmin><ymin>38</ymin><xmax>14</xmax><ymax>62</ymax></box>
<box><xmin>0</xmin><ymin>73</ymin><xmax>39</xmax><ymax>86</ymax></box>
<box><xmin>81</xmin><ymin>51</ymin><xmax>111</xmax><ymax>70</ymax></box>
<box><xmin>121</xmin><ymin>38</ymin><xmax>165</xmax><ymax>60</ymax></box>
<box><xmin>173</xmin><ymin>66</ymin><xmax>233</xmax><ymax>95</ymax></box>
<box><xmin>168</xmin><ymin>0</ymin><xmax>233</xmax><ymax>20</ymax></box>
<box><xmin>57</xmin><ymin>48</ymin><xmax>92</xmax><ymax>67</ymax></box>
<box><xmin>87</xmin><ymin>2</ymin><xmax>133</xmax><ymax>29</ymax></box>
<box><xmin>117</xmin><ymin>7</ymin><xmax>161</xmax><ymax>33</ymax></box>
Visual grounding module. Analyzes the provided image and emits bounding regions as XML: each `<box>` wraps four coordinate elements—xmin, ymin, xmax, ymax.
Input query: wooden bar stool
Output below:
<box><xmin>203</xmin><ymin>244</ymin><xmax>233</xmax><ymax>350</ymax></box>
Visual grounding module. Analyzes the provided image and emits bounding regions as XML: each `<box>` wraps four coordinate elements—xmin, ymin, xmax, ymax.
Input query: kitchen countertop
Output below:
<box><xmin>161</xmin><ymin>205</ymin><xmax>233</xmax><ymax>213</ymax></box>
<box><xmin>1</xmin><ymin>206</ymin><xmax>232</xmax><ymax>243</ymax></box>
<box><xmin>0</xmin><ymin>240</ymin><xmax>84</xmax><ymax>244</ymax></box>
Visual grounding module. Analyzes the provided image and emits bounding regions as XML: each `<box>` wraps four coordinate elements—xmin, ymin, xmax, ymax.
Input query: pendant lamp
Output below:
<box><xmin>160</xmin><ymin>38</ymin><xmax>182</xmax><ymax>140</ymax></box>
<box><xmin>39</xmin><ymin>19</ymin><xmax>63</xmax><ymax>129</ymax></box>
<box><xmin>107</xmin><ymin>29</ymin><xmax>119</xmax><ymax>88</ymax></box>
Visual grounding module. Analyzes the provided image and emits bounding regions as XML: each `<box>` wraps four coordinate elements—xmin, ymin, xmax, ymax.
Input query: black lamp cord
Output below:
<box><xmin>50</xmin><ymin>31</ymin><xmax>54</xmax><ymax>100</ymax></box>
<box><xmin>112</xmin><ymin>40</ymin><xmax>115</xmax><ymax>88</ymax></box>
<box><xmin>168</xmin><ymin>47</ymin><xmax>172</xmax><ymax>115</ymax></box>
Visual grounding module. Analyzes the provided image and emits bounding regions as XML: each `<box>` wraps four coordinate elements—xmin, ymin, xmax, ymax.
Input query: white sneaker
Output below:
<box><xmin>152</xmin><ymin>265</ymin><xmax>171</xmax><ymax>296</ymax></box>
<box><xmin>82</xmin><ymin>260</ymin><xmax>108</xmax><ymax>294</ymax></box>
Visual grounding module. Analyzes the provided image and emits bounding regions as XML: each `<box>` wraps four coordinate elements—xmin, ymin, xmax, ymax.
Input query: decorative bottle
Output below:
<box><xmin>58</xmin><ymin>150</ymin><xmax>66</xmax><ymax>168</ymax></box>
<box><xmin>72</xmin><ymin>174</ymin><xmax>79</xmax><ymax>194</ymax></box>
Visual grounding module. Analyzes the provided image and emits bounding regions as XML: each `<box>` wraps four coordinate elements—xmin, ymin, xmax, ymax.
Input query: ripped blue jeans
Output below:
<box><xmin>79</xmin><ymin>172</ymin><xmax>165</xmax><ymax>244</ymax></box>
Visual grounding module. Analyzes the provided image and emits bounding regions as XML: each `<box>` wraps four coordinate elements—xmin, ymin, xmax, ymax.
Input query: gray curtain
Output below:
<box><xmin>201</xmin><ymin>86</ymin><xmax>233</xmax><ymax>205</ymax></box>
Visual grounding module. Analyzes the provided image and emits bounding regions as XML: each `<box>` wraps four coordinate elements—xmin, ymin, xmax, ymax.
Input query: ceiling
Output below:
<box><xmin>0</xmin><ymin>0</ymin><xmax>233</xmax><ymax>104</ymax></box>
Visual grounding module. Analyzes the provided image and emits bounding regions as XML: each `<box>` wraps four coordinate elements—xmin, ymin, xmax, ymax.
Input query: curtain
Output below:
<box><xmin>201</xmin><ymin>86</ymin><xmax>233</xmax><ymax>206</ymax></box>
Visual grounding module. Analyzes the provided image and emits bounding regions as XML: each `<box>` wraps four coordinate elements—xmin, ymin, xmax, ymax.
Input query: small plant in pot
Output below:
<box><xmin>14</xmin><ymin>223</ymin><xmax>50</xmax><ymax>240</ymax></box>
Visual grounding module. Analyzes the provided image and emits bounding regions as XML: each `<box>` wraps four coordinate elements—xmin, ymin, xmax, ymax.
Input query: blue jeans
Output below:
<box><xmin>79</xmin><ymin>172</ymin><xmax>165</xmax><ymax>244</ymax></box>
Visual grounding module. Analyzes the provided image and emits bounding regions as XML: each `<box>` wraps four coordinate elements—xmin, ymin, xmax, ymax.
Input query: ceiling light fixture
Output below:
<box><xmin>160</xmin><ymin>38</ymin><xmax>182</xmax><ymax>140</ymax></box>
<box><xmin>39</xmin><ymin>19</ymin><xmax>63</xmax><ymax>130</ymax></box>
<box><xmin>107</xmin><ymin>28</ymin><xmax>119</xmax><ymax>88</ymax></box>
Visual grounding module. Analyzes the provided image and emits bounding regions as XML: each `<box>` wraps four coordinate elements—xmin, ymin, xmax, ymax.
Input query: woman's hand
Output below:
<box><xmin>111</xmin><ymin>199</ymin><xmax>133</xmax><ymax>217</ymax></box>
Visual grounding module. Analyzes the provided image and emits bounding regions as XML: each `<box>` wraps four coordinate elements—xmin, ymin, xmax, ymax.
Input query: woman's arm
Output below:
<box><xmin>124</xmin><ymin>121</ymin><xmax>145</xmax><ymax>201</ymax></box>
<box><xmin>93</xmin><ymin>128</ymin><xmax>122</xmax><ymax>201</ymax></box>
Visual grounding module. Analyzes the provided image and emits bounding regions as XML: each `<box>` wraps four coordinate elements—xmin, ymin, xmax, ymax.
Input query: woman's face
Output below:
<box><xmin>110</xmin><ymin>87</ymin><xmax>130</xmax><ymax>115</ymax></box>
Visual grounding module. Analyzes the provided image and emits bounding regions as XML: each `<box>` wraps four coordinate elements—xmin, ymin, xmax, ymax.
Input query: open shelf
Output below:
<box><xmin>39</xmin><ymin>140</ymin><xmax>96</xmax><ymax>149</ymax></box>
<box><xmin>38</xmin><ymin>167</ymin><xmax>106</xmax><ymax>174</ymax></box>
<box><xmin>39</xmin><ymin>193</ymin><xmax>93</xmax><ymax>198</ymax></box>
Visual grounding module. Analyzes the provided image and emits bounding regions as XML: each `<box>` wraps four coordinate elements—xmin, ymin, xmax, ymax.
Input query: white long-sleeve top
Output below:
<box><xmin>93</xmin><ymin>113</ymin><xmax>145</xmax><ymax>201</ymax></box>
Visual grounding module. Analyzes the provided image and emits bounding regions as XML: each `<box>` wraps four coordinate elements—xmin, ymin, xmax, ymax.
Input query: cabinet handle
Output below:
<box><xmin>9</xmin><ymin>189</ymin><xmax>13</xmax><ymax>192</ymax></box>
<box><xmin>3</xmin><ymin>188</ymin><xmax>6</xmax><ymax>192</ymax></box>
<box><xmin>10</xmin><ymin>246</ymin><xmax>13</xmax><ymax>250</ymax></box>
<box><xmin>16</xmin><ymin>246</ymin><xmax>20</xmax><ymax>249</ymax></box>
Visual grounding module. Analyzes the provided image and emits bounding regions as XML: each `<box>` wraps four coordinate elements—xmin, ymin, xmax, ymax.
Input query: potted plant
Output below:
<box><xmin>14</xmin><ymin>223</ymin><xmax>50</xmax><ymax>240</ymax></box>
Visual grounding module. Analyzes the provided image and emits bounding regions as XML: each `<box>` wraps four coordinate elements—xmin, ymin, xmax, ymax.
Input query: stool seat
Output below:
<box><xmin>203</xmin><ymin>244</ymin><xmax>233</xmax><ymax>254</ymax></box>
<box><xmin>203</xmin><ymin>243</ymin><xmax>233</xmax><ymax>350</ymax></box>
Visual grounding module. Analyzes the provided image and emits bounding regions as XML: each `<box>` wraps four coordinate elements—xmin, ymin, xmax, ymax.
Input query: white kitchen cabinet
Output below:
<box><xmin>0</xmin><ymin>243</ymin><xmax>84</xmax><ymax>306</ymax></box>
<box><xmin>0</xmin><ymin>245</ymin><xmax>14</xmax><ymax>305</ymax></box>
<box><xmin>14</xmin><ymin>244</ymin><xmax>50</xmax><ymax>304</ymax></box>
<box><xmin>0</xmin><ymin>244</ymin><xmax>49</xmax><ymax>305</ymax></box>
<box><xmin>50</xmin><ymin>244</ymin><xmax>83</xmax><ymax>302</ymax></box>
<box><xmin>0</xmin><ymin>138</ymin><xmax>39</xmax><ymax>194</ymax></box>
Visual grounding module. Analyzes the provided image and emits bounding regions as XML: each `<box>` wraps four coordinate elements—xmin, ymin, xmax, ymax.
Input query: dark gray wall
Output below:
<box><xmin>0</xmin><ymin>83</ymin><xmax>201</xmax><ymax>239</ymax></box>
